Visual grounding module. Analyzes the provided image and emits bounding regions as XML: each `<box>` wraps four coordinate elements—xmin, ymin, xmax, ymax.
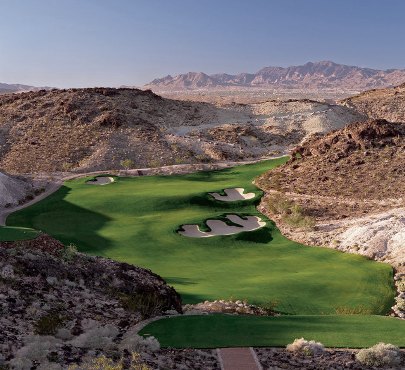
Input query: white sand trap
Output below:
<box><xmin>209</xmin><ymin>188</ymin><xmax>255</xmax><ymax>202</ymax></box>
<box><xmin>178</xmin><ymin>214</ymin><xmax>266</xmax><ymax>238</ymax></box>
<box><xmin>86</xmin><ymin>176</ymin><xmax>115</xmax><ymax>185</ymax></box>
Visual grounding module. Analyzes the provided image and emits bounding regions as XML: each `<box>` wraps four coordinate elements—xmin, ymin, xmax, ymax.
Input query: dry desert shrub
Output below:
<box><xmin>266</xmin><ymin>194</ymin><xmax>315</xmax><ymax>229</ymax></box>
<box><xmin>356</xmin><ymin>342</ymin><xmax>401</xmax><ymax>367</ymax></box>
<box><xmin>286</xmin><ymin>338</ymin><xmax>325</xmax><ymax>356</ymax></box>
<box><xmin>119</xmin><ymin>328</ymin><xmax>160</xmax><ymax>353</ymax></box>
<box><xmin>69</xmin><ymin>352</ymin><xmax>150</xmax><ymax>370</ymax></box>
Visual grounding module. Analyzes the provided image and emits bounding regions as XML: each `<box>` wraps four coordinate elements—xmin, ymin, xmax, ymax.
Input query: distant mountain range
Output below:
<box><xmin>145</xmin><ymin>61</ymin><xmax>405</xmax><ymax>91</ymax></box>
<box><xmin>0</xmin><ymin>83</ymin><xmax>51</xmax><ymax>94</ymax></box>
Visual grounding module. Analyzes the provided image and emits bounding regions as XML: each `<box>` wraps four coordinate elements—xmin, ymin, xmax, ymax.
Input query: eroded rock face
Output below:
<box><xmin>0</xmin><ymin>235</ymin><xmax>181</xmax><ymax>363</ymax></box>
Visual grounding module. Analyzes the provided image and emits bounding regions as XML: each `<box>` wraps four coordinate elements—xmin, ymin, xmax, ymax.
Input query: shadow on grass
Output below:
<box><xmin>176</xmin><ymin>291</ymin><xmax>208</xmax><ymax>305</ymax></box>
<box><xmin>189</xmin><ymin>192</ymin><xmax>263</xmax><ymax>209</ymax></box>
<box><xmin>165</xmin><ymin>276</ymin><xmax>198</xmax><ymax>286</ymax></box>
<box><xmin>7</xmin><ymin>186</ymin><xmax>113</xmax><ymax>255</ymax></box>
<box><xmin>235</xmin><ymin>226</ymin><xmax>273</xmax><ymax>244</ymax></box>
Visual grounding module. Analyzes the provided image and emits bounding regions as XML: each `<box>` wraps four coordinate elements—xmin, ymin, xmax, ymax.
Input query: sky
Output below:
<box><xmin>1</xmin><ymin>0</ymin><xmax>405</xmax><ymax>88</ymax></box>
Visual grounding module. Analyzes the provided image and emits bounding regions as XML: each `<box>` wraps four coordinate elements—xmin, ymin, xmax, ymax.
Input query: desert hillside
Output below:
<box><xmin>0</xmin><ymin>88</ymin><xmax>364</xmax><ymax>174</ymax></box>
<box><xmin>0</xmin><ymin>234</ymin><xmax>182</xmax><ymax>367</ymax></box>
<box><xmin>256</xmin><ymin>119</ymin><xmax>405</xmax><ymax>268</ymax></box>
<box><xmin>341</xmin><ymin>82</ymin><xmax>405</xmax><ymax>123</ymax></box>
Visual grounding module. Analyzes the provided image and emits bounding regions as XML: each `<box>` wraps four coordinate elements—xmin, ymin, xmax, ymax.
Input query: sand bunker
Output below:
<box><xmin>86</xmin><ymin>176</ymin><xmax>115</xmax><ymax>185</ymax></box>
<box><xmin>209</xmin><ymin>188</ymin><xmax>255</xmax><ymax>202</ymax></box>
<box><xmin>178</xmin><ymin>214</ymin><xmax>266</xmax><ymax>238</ymax></box>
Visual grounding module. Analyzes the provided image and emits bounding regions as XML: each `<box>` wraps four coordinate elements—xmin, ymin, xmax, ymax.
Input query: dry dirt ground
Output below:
<box><xmin>0</xmin><ymin>88</ymin><xmax>365</xmax><ymax>174</ymax></box>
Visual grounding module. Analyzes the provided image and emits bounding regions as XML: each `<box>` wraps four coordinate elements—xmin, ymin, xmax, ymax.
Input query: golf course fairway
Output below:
<box><xmin>0</xmin><ymin>226</ymin><xmax>40</xmax><ymax>241</ymax></box>
<box><xmin>8</xmin><ymin>158</ymin><xmax>395</xmax><ymax>319</ymax></box>
<box><xmin>140</xmin><ymin>314</ymin><xmax>405</xmax><ymax>348</ymax></box>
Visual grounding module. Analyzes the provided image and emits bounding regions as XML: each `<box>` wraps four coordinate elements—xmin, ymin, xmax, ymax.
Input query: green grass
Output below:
<box><xmin>7</xmin><ymin>158</ymin><xmax>395</xmax><ymax>315</ymax></box>
<box><xmin>0</xmin><ymin>226</ymin><xmax>40</xmax><ymax>241</ymax></box>
<box><xmin>140</xmin><ymin>314</ymin><xmax>405</xmax><ymax>348</ymax></box>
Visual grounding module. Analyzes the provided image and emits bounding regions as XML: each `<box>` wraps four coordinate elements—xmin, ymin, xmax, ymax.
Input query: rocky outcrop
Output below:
<box><xmin>0</xmin><ymin>235</ymin><xmax>181</xmax><ymax>365</ymax></box>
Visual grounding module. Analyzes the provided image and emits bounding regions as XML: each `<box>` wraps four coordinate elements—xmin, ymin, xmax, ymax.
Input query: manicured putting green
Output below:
<box><xmin>7</xmin><ymin>158</ymin><xmax>395</xmax><ymax>315</ymax></box>
<box><xmin>0</xmin><ymin>226</ymin><xmax>40</xmax><ymax>241</ymax></box>
<box><xmin>140</xmin><ymin>314</ymin><xmax>405</xmax><ymax>348</ymax></box>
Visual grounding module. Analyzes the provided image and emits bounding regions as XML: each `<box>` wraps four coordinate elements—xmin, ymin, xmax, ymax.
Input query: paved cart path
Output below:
<box><xmin>217</xmin><ymin>347</ymin><xmax>262</xmax><ymax>370</ymax></box>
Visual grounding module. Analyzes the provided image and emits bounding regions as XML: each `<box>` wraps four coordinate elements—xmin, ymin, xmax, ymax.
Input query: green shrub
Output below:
<box><xmin>34</xmin><ymin>313</ymin><xmax>64</xmax><ymax>335</ymax></box>
<box><xmin>356</xmin><ymin>343</ymin><xmax>401</xmax><ymax>367</ymax></box>
<box><xmin>59</xmin><ymin>243</ymin><xmax>78</xmax><ymax>261</ymax></box>
<box><xmin>120</xmin><ymin>159</ymin><xmax>134</xmax><ymax>170</ymax></box>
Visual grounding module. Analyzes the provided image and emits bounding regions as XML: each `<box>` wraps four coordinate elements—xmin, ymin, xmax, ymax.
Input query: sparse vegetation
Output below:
<box><xmin>69</xmin><ymin>353</ymin><xmax>151</xmax><ymax>370</ymax></box>
<box><xmin>119</xmin><ymin>330</ymin><xmax>160</xmax><ymax>353</ymax></box>
<box><xmin>34</xmin><ymin>313</ymin><xmax>65</xmax><ymax>335</ymax></box>
<box><xmin>286</xmin><ymin>338</ymin><xmax>325</xmax><ymax>356</ymax></box>
<box><xmin>266</xmin><ymin>193</ymin><xmax>315</xmax><ymax>229</ymax></box>
<box><xmin>62</xmin><ymin>162</ymin><xmax>74</xmax><ymax>171</ymax></box>
<box><xmin>69</xmin><ymin>324</ymin><xmax>119</xmax><ymax>349</ymax></box>
<box><xmin>147</xmin><ymin>159</ymin><xmax>161</xmax><ymax>168</ymax></box>
<box><xmin>119</xmin><ymin>291</ymin><xmax>167</xmax><ymax>319</ymax></box>
<box><xmin>120</xmin><ymin>159</ymin><xmax>134</xmax><ymax>170</ymax></box>
<box><xmin>356</xmin><ymin>342</ymin><xmax>401</xmax><ymax>367</ymax></box>
<box><xmin>60</xmin><ymin>243</ymin><xmax>78</xmax><ymax>261</ymax></box>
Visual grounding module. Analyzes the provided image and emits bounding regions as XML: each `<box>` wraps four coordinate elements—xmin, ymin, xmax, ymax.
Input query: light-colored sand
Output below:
<box><xmin>178</xmin><ymin>214</ymin><xmax>266</xmax><ymax>238</ymax></box>
<box><xmin>86</xmin><ymin>176</ymin><xmax>115</xmax><ymax>185</ymax></box>
<box><xmin>209</xmin><ymin>188</ymin><xmax>255</xmax><ymax>202</ymax></box>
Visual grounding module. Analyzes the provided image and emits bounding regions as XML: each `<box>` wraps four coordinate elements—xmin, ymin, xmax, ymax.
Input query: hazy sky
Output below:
<box><xmin>1</xmin><ymin>0</ymin><xmax>405</xmax><ymax>87</ymax></box>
